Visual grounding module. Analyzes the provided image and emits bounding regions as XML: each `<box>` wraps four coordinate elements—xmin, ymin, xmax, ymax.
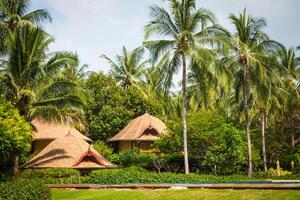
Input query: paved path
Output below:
<box><xmin>49</xmin><ymin>182</ymin><xmax>300</xmax><ymax>190</ymax></box>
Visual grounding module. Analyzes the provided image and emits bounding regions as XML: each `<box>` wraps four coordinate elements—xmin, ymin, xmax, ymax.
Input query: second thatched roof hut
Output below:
<box><xmin>108</xmin><ymin>113</ymin><xmax>167</xmax><ymax>153</ymax></box>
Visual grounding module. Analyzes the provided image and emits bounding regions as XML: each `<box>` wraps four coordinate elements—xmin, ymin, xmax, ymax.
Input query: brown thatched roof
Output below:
<box><xmin>108</xmin><ymin>113</ymin><xmax>167</xmax><ymax>142</ymax></box>
<box><xmin>21</xmin><ymin>133</ymin><xmax>113</xmax><ymax>169</ymax></box>
<box><xmin>31</xmin><ymin>119</ymin><xmax>92</xmax><ymax>142</ymax></box>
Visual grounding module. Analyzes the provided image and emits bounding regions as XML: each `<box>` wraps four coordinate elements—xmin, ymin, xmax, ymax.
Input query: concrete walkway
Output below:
<box><xmin>49</xmin><ymin>182</ymin><xmax>300</xmax><ymax>190</ymax></box>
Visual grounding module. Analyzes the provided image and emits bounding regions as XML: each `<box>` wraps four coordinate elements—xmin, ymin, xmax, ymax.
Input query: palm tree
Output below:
<box><xmin>101</xmin><ymin>46</ymin><xmax>148</xmax><ymax>96</ymax></box>
<box><xmin>0</xmin><ymin>0</ymin><xmax>51</xmax><ymax>55</ymax></box>
<box><xmin>0</xmin><ymin>25</ymin><xmax>86</xmax><ymax>125</ymax></box>
<box><xmin>61</xmin><ymin>54</ymin><xmax>91</xmax><ymax>83</ymax></box>
<box><xmin>144</xmin><ymin>0</ymin><xmax>229</xmax><ymax>174</ymax></box>
<box><xmin>225</xmin><ymin>9</ymin><xmax>281</xmax><ymax>176</ymax></box>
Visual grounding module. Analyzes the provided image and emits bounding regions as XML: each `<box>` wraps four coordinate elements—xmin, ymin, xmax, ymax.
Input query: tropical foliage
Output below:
<box><xmin>0</xmin><ymin>0</ymin><xmax>300</xmax><ymax>178</ymax></box>
<box><xmin>0</xmin><ymin>25</ymin><xmax>86</xmax><ymax>125</ymax></box>
<box><xmin>144</xmin><ymin>0</ymin><xmax>229</xmax><ymax>174</ymax></box>
<box><xmin>0</xmin><ymin>0</ymin><xmax>51</xmax><ymax>55</ymax></box>
<box><xmin>0</xmin><ymin>97</ymin><xmax>32</xmax><ymax>174</ymax></box>
<box><xmin>85</xmin><ymin>72</ymin><xmax>162</xmax><ymax>141</ymax></box>
<box><xmin>223</xmin><ymin>9</ymin><xmax>282</xmax><ymax>176</ymax></box>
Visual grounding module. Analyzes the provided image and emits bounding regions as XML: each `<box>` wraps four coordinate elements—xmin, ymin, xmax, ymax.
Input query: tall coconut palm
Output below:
<box><xmin>144</xmin><ymin>0</ymin><xmax>229</xmax><ymax>174</ymax></box>
<box><xmin>224</xmin><ymin>9</ymin><xmax>281</xmax><ymax>176</ymax></box>
<box><xmin>101</xmin><ymin>46</ymin><xmax>148</xmax><ymax>96</ymax></box>
<box><xmin>0</xmin><ymin>0</ymin><xmax>51</xmax><ymax>55</ymax></box>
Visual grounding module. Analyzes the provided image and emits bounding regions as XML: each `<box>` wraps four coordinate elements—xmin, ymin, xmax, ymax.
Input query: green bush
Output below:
<box><xmin>92</xmin><ymin>140</ymin><xmax>113</xmax><ymax>159</ymax></box>
<box><xmin>0</xmin><ymin>179</ymin><xmax>51</xmax><ymax>200</ymax></box>
<box><xmin>88</xmin><ymin>167</ymin><xmax>251</xmax><ymax>184</ymax></box>
<box><xmin>20</xmin><ymin>168</ymin><xmax>80</xmax><ymax>178</ymax></box>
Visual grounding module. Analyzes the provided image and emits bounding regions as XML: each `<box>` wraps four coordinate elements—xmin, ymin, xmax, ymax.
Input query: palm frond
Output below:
<box><xmin>22</xmin><ymin>9</ymin><xmax>52</xmax><ymax>24</ymax></box>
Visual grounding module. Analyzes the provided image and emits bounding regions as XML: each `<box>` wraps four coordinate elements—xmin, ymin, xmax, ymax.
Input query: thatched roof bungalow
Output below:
<box><xmin>21</xmin><ymin>132</ymin><xmax>113</xmax><ymax>169</ymax></box>
<box><xmin>31</xmin><ymin>119</ymin><xmax>92</xmax><ymax>153</ymax></box>
<box><xmin>108</xmin><ymin>113</ymin><xmax>167</xmax><ymax>153</ymax></box>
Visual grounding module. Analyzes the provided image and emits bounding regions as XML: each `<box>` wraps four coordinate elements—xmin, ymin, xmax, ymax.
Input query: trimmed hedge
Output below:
<box><xmin>19</xmin><ymin>168</ymin><xmax>89</xmax><ymax>184</ymax></box>
<box><xmin>0</xmin><ymin>179</ymin><xmax>51</xmax><ymax>200</ymax></box>
<box><xmin>88</xmin><ymin>167</ymin><xmax>252</xmax><ymax>184</ymax></box>
<box><xmin>20</xmin><ymin>168</ymin><xmax>80</xmax><ymax>178</ymax></box>
<box><xmin>15</xmin><ymin>168</ymin><xmax>300</xmax><ymax>186</ymax></box>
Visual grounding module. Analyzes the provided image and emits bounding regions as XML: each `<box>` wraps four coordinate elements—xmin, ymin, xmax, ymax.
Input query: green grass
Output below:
<box><xmin>52</xmin><ymin>189</ymin><xmax>300</xmax><ymax>200</ymax></box>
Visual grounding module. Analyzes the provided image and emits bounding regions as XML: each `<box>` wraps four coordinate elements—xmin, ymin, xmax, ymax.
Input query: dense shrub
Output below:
<box><xmin>20</xmin><ymin>168</ymin><xmax>80</xmax><ymax>178</ymax></box>
<box><xmin>111</xmin><ymin>149</ymin><xmax>153</xmax><ymax>167</ymax></box>
<box><xmin>0</xmin><ymin>179</ymin><xmax>51</xmax><ymax>200</ymax></box>
<box><xmin>88</xmin><ymin>167</ymin><xmax>252</xmax><ymax>184</ymax></box>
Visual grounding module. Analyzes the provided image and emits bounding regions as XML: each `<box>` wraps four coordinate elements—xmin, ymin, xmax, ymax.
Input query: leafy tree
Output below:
<box><xmin>85</xmin><ymin>72</ymin><xmax>162</xmax><ymax>141</ymax></box>
<box><xmin>144</xmin><ymin>0</ymin><xmax>229</xmax><ymax>174</ymax></box>
<box><xmin>203</xmin><ymin>125</ymin><xmax>246</xmax><ymax>174</ymax></box>
<box><xmin>0</xmin><ymin>0</ymin><xmax>51</xmax><ymax>55</ymax></box>
<box><xmin>155</xmin><ymin>109</ymin><xmax>252</xmax><ymax>174</ymax></box>
<box><xmin>187</xmin><ymin>110</ymin><xmax>248</xmax><ymax>173</ymax></box>
<box><xmin>0</xmin><ymin>25</ymin><xmax>86</xmax><ymax>126</ymax></box>
<box><xmin>147</xmin><ymin>153</ymin><xmax>172</xmax><ymax>173</ymax></box>
<box><xmin>0</xmin><ymin>97</ymin><xmax>32</xmax><ymax>175</ymax></box>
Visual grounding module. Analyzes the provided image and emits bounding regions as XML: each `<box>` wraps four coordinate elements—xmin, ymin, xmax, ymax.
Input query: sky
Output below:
<box><xmin>31</xmin><ymin>0</ymin><xmax>300</xmax><ymax>73</ymax></box>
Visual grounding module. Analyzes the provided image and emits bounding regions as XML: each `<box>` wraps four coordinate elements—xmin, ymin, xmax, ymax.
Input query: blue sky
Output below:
<box><xmin>32</xmin><ymin>0</ymin><xmax>300</xmax><ymax>72</ymax></box>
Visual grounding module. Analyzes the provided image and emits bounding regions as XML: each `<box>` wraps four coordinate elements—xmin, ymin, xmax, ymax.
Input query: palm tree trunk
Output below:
<box><xmin>260</xmin><ymin>108</ymin><xmax>267</xmax><ymax>172</ymax></box>
<box><xmin>243</xmin><ymin>63</ymin><xmax>253</xmax><ymax>177</ymax></box>
<box><xmin>291</xmin><ymin>120</ymin><xmax>295</xmax><ymax>151</ymax></box>
<box><xmin>182</xmin><ymin>54</ymin><xmax>189</xmax><ymax>175</ymax></box>
<box><xmin>13</xmin><ymin>154</ymin><xmax>19</xmax><ymax>176</ymax></box>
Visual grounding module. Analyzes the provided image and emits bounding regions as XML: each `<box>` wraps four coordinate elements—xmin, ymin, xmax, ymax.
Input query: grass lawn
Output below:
<box><xmin>52</xmin><ymin>189</ymin><xmax>300</xmax><ymax>200</ymax></box>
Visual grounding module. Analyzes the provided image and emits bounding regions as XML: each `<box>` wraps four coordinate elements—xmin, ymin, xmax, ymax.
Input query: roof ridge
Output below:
<box><xmin>73</xmin><ymin>145</ymin><xmax>105</xmax><ymax>167</ymax></box>
<box><xmin>65</xmin><ymin>129</ymin><xmax>75</xmax><ymax>137</ymax></box>
<box><xmin>148</xmin><ymin>113</ymin><xmax>152</xmax><ymax>128</ymax></box>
